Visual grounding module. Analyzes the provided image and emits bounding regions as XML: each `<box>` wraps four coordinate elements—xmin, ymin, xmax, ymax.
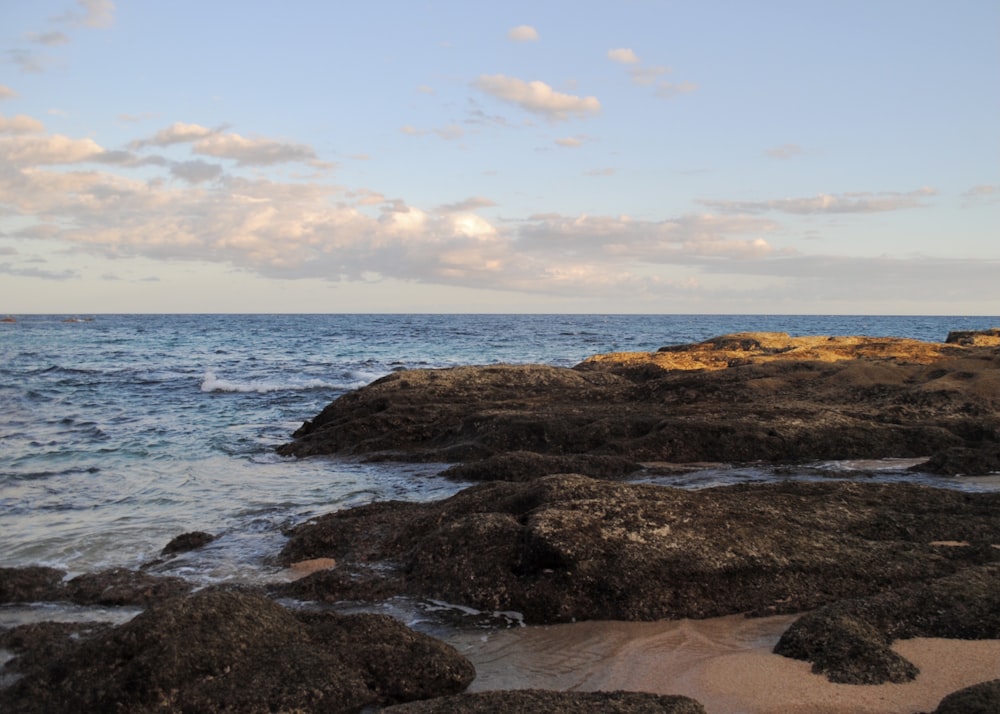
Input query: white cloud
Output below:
<box><xmin>765</xmin><ymin>144</ymin><xmax>803</xmax><ymax>159</ymax></box>
<box><xmin>8</xmin><ymin>49</ymin><xmax>48</xmax><ymax>74</ymax></box>
<box><xmin>193</xmin><ymin>132</ymin><xmax>326</xmax><ymax>167</ymax></box>
<box><xmin>654</xmin><ymin>81</ymin><xmax>698</xmax><ymax>99</ymax></box>
<box><xmin>170</xmin><ymin>160</ymin><xmax>223</xmax><ymax>184</ymax></box>
<box><xmin>473</xmin><ymin>74</ymin><xmax>600</xmax><ymax>122</ymax></box>
<box><xmin>555</xmin><ymin>136</ymin><xmax>584</xmax><ymax>148</ymax></box>
<box><xmin>131</xmin><ymin>122</ymin><xmax>329</xmax><ymax>168</ymax></box>
<box><xmin>0</xmin><ymin>133</ymin><xmax>104</xmax><ymax>164</ymax></box>
<box><xmin>27</xmin><ymin>31</ymin><xmax>71</xmax><ymax>46</ymax></box>
<box><xmin>628</xmin><ymin>65</ymin><xmax>669</xmax><ymax>85</ymax></box>
<box><xmin>608</xmin><ymin>48</ymin><xmax>640</xmax><ymax>64</ymax></box>
<box><xmin>961</xmin><ymin>185</ymin><xmax>999</xmax><ymax>206</ymax></box>
<box><xmin>400</xmin><ymin>124</ymin><xmax>464</xmax><ymax>141</ymax></box>
<box><xmin>56</xmin><ymin>0</ymin><xmax>116</xmax><ymax>28</ymax></box>
<box><xmin>0</xmin><ymin>85</ymin><xmax>17</xmax><ymax>100</ymax></box>
<box><xmin>0</xmin><ymin>113</ymin><xmax>46</xmax><ymax>135</ymax></box>
<box><xmin>700</xmin><ymin>188</ymin><xmax>937</xmax><ymax>215</ymax></box>
<box><xmin>507</xmin><ymin>25</ymin><xmax>539</xmax><ymax>42</ymax></box>
<box><xmin>136</xmin><ymin>122</ymin><xmax>216</xmax><ymax>147</ymax></box>
<box><xmin>437</xmin><ymin>196</ymin><xmax>497</xmax><ymax>213</ymax></box>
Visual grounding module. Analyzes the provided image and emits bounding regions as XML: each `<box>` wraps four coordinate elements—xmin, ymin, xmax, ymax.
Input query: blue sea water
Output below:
<box><xmin>2</xmin><ymin>314</ymin><xmax>999</xmax><ymax>590</ymax></box>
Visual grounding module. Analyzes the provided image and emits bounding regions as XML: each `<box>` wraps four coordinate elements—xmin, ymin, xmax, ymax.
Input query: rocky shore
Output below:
<box><xmin>276</xmin><ymin>331</ymin><xmax>1000</xmax><ymax>476</ymax></box>
<box><xmin>3</xmin><ymin>330</ymin><xmax>1000</xmax><ymax>712</ymax></box>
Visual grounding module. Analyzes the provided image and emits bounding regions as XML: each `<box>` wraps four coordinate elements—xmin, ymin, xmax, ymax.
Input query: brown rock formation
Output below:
<box><xmin>277</xmin><ymin>332</ymin><xmax>1000</xmax><ymax>475</ymax></box>
<box><xmin>275</xmin><ymin>476</ymin><xmax>1000</xmax><ymax>624</ymax></box>
<box><xmin>0</xmin><ymin>589</ymin><xmax>475</xmax><ymax>714</ymax></box>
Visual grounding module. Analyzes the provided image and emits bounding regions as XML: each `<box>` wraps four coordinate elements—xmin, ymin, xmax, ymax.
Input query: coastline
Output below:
<box><xmin>448</xmin><ymin>615</ymin><xmax>1000</xmax><ymax>714</ymax></box>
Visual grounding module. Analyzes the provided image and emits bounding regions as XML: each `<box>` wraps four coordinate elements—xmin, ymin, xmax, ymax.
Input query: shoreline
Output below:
<box><xmin>446</xmin><ymin>614</ymin><xmax>1000</xmax><ymax>714</ymax></box>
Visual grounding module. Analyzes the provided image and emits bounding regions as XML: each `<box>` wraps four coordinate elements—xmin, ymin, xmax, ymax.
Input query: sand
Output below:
<box><xmin>444</xmin><ymin>614</ymin><xmax>1000</xmax><ymax>714</ymax></box>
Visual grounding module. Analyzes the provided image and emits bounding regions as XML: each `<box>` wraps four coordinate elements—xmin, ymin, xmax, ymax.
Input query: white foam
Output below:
<box><xmin>200</xmin><ymin>370</ymin><xmax>345</xmax><ymax>394</ymax></box>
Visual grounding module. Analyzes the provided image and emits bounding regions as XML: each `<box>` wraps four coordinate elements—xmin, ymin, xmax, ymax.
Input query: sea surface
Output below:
<box><xmin>2</xmin><ymin>314</ymin><xmax>999</xmax><ymax>618</ymax></box>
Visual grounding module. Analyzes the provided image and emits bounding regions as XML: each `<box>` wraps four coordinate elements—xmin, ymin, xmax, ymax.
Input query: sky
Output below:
<box><xmin>0</xmin><ymin>0</ymin><xmax>998</xmax><ymax>314</ymax></box>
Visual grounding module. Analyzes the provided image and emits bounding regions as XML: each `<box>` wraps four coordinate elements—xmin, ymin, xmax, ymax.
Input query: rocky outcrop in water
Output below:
<box><xmin>0</xmin><ymin>589</ymin><xmax>475</xmax><ymax>714</ymax></box>
<box><xmin>275</xmin><ymin>476</ymin><xmax>1000</xmax><ymax>624</ymax></box>
<box><xmin>277</xmin><ymin>331</ymin><xmax>1000</xmax><ymax>476</ymax></box>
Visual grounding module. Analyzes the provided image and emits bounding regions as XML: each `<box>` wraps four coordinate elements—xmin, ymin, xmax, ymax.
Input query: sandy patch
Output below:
<box><xmin>282</xmin><ymin>557</ymin><xmax>337</xmax><ymax>580</ymax></box>
<box><xmin>445</xmin><ymin>614</ymin><xmax>1000</xmax><ymax>714</ymax></box>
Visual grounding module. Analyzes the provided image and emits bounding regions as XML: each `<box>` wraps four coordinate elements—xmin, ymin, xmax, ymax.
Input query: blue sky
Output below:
<box><xmin>1</xmin><ymin>0</ymin><xmax>997</xmax><ymax>313</ymax></box>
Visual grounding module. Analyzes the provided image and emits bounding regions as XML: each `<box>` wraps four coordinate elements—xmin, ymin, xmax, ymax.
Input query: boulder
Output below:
<box><xmin>161</xmin><ymin>531</ymin><xmax>216</xmax><ymax>555</ymax></box>
<box><xmin>0</xmin><ymin>589</ymin><xmax>475</xmax><ymax>714</ymax></box>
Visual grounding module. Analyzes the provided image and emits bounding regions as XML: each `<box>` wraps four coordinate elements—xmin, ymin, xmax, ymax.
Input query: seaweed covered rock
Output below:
<box><xmin>278</xmin><ymin>333</ymin><xmax>1000</xmax><ymax>475</ymax></box>
<box><xmin>275</xmin><ymin>476</ymin><xmax>1000</xmax><ymax>624</ymax></box>
<box><xmin>0</xmin><ymin>566</ymin><xmax>66</xmax><ymax>603</ymax></box>
<box><xmin>382</xmin><ymin>689</ymin><xmax>707</xmax><ymax>713</ymax></box>
<box><xmin>774</xmin><ymin>565</ymin><xmax>1000</xmax><ymax>683</ymax></box>
<box><xmin>0</xmin><ymin>566</ymin><xmax>191</xmax><ymax>606</ymax></box>
<box><xmin>0</xmin><ymin>589</ymin><xmax>475</xmax><ymax>714</ymax></box>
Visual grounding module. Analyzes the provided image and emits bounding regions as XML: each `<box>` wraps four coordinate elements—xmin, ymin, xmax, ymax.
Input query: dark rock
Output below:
<box><xmin>945</xmin><ymin>328</ymin><xmax>1000</xmax><ymax>346</ymax></box>
<box><xmin>0</xmin><ymin>621</ymin><xmax>113</xmax><ymax>676</ymax></box>
<box><xmin>0</xmin><ymin>589</ymin><xmax>475</xmax><ymax>713</ymax></box>
<box><xmin>774</xmin><ymin>565</ymin><xmax>1000</xmax><ymax>684</ymax></box>
<box><xmin>933</xmin><ymin>678</ymin><xmax>1000</xmax><ymax>713</ymax></box>
<box><xmin>441</xmin><ymin>450</ymin><xmax>642</xmax><ymax>481</ymax></box>
<box><xmin>65</xmin><ymin>567</ymin><xmax>192</xmax><ymax>606</ymax></box>
<box><xmin>277</xmin><ymin>335</ymin><xmax>1000</xmax><ymax>475</ymax></box>
<box><xmin>382</xmin><ymin>689</ymin><xmax>707</xmax><ymax>713</ymax></box>
<box><xmin>161</xmin><ymin>530</ymin><xmax>216</xmax><ymax>555</ymax></box>
<box><xmin>0</xmin><ymin>567</ymin><xmax>66</xmax><ymax>603</ymax></box>
<box><xmin>1</xmin><ymin>566</ymin><xmax>193</xmax><ymax>606</ymax></box>
<box><xmin>274</xmin><ymin>476</ymin><xmax>1000</xmax><ymax>624</ymax></box>
<box><xmin>915</xmin><ymin>444</ymin><xmax>1000</xmax><ymax>476</ymax></box>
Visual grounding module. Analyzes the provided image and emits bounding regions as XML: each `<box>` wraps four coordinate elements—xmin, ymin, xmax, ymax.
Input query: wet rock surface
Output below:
<box><xmin>774</xmin><ymin>565</ymin><xmax>1000</xmax><ymax>684</ymax></box>
<box><xmin>275</xmin><ymin>476</ymin><xmax>1000</xmax><ymax>624</ymax></box>
<box><xmin>0</xmin><ymin>589</ymin><xmax>475</xmax><ymax>714</ymax></box>
<box><xmin>277</xmin><ymin>332</ymin><xmax>1000</xmax><ymax>476</ymax></box>
<box><xmin>382</xmin><ymin>689</ymin><xmax>707</xmax><ymax>713</ymax></box>
<box><xmin>0</xmin><ymin>566</ymin><xmax>192</xmax><ymax>606</ymax></box>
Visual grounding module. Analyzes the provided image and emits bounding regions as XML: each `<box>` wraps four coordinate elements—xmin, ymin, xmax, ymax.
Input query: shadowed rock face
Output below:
<box><xmin>275</xmin><ymin>476</ymin><xmax>1000</xmax><ymax>624</ymax></box>
<box><xmin>0</xmin><ymin>589</ymin><xmax>475</xmax><ymax>714</ymax></box>
<box><xmin>277</xmin><ymin>333</ymin><xmax>1000</xmax><ymax>475</ymax></box>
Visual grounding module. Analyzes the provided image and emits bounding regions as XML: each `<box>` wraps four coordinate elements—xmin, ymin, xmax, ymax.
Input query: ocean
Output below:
<box><xmin>2</xmin><ymin>314</ymin><xmax>999</xmax><ymax>599</ymax></box>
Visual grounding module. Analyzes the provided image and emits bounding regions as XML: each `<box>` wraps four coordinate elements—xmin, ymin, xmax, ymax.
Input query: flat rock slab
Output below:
<box><xmin>276</xmin><ymin>476</ymin><xmax>1000</xmax><ymax>624</ymax></box>
<box><xmin>277</xmin><ymin>332</ymin><xmax>1000</xmax><ymax>475</ymax></box>
<box><xmin>1</xmin><ymin>589</ymin><xmax>475</xmax><ymax>714</ymax></box>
